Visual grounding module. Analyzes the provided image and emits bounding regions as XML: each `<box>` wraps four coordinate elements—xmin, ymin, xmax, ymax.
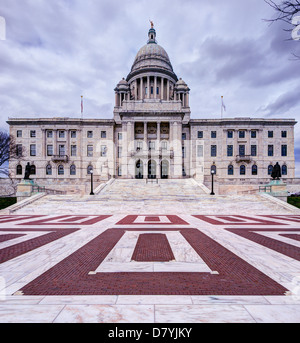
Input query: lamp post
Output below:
<box><xmin>90</xmin><ymin>170</ymin><xmax>94</xmax><ymax>195</ymax></box>
<box><xmin>210</xmin><ymin>169</ymin><xmax>215</xmax><ymax>195</ymax></box>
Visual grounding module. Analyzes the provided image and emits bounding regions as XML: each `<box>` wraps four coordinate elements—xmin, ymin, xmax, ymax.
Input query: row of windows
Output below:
<box><xmin>16</xmin><ymin>130</ymin><xmax>108</xmax><ymax>139</ymax></box>
<box><xmin>209</xmin><ymin>144</ymin><xmax>288</xmax><ymax>157</ymax></box>
<box><xmin>210</xmin><ymin>164</ymin><xmax>288</xmax><ymax>176</ymax></box>
<box><xmin>16</xmin><ymin>164</ymin><xmax>94</xmax><ymax>176</ymax></box>
<box><xmin>196</xmin><ymin>130</ymin><xmax>288</xmax><ymax>139</ymax></box>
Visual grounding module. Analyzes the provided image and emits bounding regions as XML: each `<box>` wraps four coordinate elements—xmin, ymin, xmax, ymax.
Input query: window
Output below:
<box><xmin>87</xmin><ymin>145</ymin><xmax>93</xmax><ymax>157</ymax></box>
<box><xmin>16</xmin><ymin>144</ymin><xmax>22</xmax><ymax>157</ymax></box>
<box><xmin>87</xmin><ymin>131</ymin><xmax>93</xmax><ymax>138</ymax></box>
<box><xmin>149</xmin><ymin>141</ymin><xmax>155</xmax><ymax>151</ymax></box>
<box><xmin>251</xmin><ymin>131</ymin><xmax>257</xmax><ymax>139</ymax></box>
<box><xmin>281</xmin><ymin>145</ymin><xmax>287</xmax><ymax>157</ymax></box>
<box><xmin>30</xmin><ymin>165</ymin><xmax>36</xmax><ymax>175</ymax></box>
<box><xmin>151</xmin><ymin>87</ymin><xmax>153</xmax><ymax>94</ymax></box>
<box><xmin>71</xmin><ymin>145</ymin><xmax>77</xmax><ymax>157</ymax></box>
<box><xmin>198</xmin><ymin>131</ymin><xmax>203</xmax><ymax>139</ymax></box>
<box><xmin>30</xmin><ymin>130</ymin><xmax>36</xmax><ymax>138</ymax></box>
<box><xmin>161</xmin><ymin>141</ymin><xmax>168</xmax><ymax>151</ymax></box>
<box><xmin>211</xmin><ymin>165</ymin><xmax>217</xmax><ymax>174</ymax></box>
<box><xmin>239</xmin><ymin>131</ymin><xmax>245</xmax><ymax>139</ymax></box>
<box><xmin>136</xmin><ymin>141</ymin><xmax>143</xmax><ymax>151</ymax></box>
<box><xmin>282</xmin><ymin>165</ymin><xmax>287</xmax><ymax>175</ymax></box>
<box><xmin>71</xmin><ymin>131</ymin><xmax>77</xmax><ymax>138</ymax></box>
<box><xmin>240</xmin><ymin>165</ymin><xmax>246</xmax><ymax>175</ymax></box>
<box><xmin>118</xmin><ymin>133</ymin><xmax>122</xmax><ymax>140</ymax></box>
<box><xmin>211</xmin><ymin>145</ymin><xmax>217</xmax><ymax>157</ymax></box>
<box><xmin>228</xmin><ymin>165</ymin><xmax>234</xmax><ymax>175</ymax></box>
<box><xmin>118</xmin><ymin>166</ymin><xmax>122</xmax><ymax>176</ymax></box>
<box><xmin>59</xmin><ymin>131</ymin><xmax>65</xmax><ymax>139</ymax></box>
<box><xmin>47</xmin><ymin>145</ymin><xmax>53</xmax><ymax>156</ymax></box>
<box><xmin>197</xmin><ymin>145</ymin><xmax>203</xmax><ymax>157</ymax></box>
<box><xmin>47</xmin><ymin>131</ymin><xmax>53</xmax><ymax>138</ymax></box>
<box><xmin>157</xmin><ymin>87</ymin><xmax>159</xmax><ymax>95</ymax></box>
<box><xmin>227</xmin><ymin>145</ymin><xmax>233</xmax><ymax>157</ymax></box>
<box><xmin>101</xmin><ymin>145</ymin><xmax>107</xmax><ymax>157</ymax></box>
<box><xmin>17</xmin><ymin>130</ymin><xmax>22</xmax><ymax>138</ymax></box>
<box><xmin>268</xmin><ymin>145</ymin><xmax>274</xmax><ymax>157</ymax></box>
<box><xmin>46</xmin><ymin>164</ymin><xmax>52</xmax><ymax>176</ymax></box>
<box><xmin>268</xmin><ymin>131</ymin><xmax>273</xmax><ymax>138</ymax></box>
<box><xmin>101</xmin><ymin>131</ymin><xmax>107</xmax><ymax>139</ymax></box>
<box><xmin>70</xmin><ymin>165</ymin><xmax>76</xmax><ymax>176</ymax></box>
<box><xmin>59</xmin><ymin>145</ymin><xmax>65</xmax><ymax>156</ymax></box>
<box><xmin>118</xmin><ymin>147</ymin><xmax>122</xmax><ymax>158</ymax></box>
<box><xmin>87</xmin><ymin>165</ymin><xmax>93</xmax><ymax>175</ymax></box>
<box><xmin>227</xmin><ymin>130</ymin><xmax>233</xmax><ymax>139</ymax></box>
<box><xmin>239</xmin><ymin>145</ymin><xmax>245</xmax><ymax>156</ymax></box>
<box><xmin>16</xmin><ymin>165</ymin><xmax>22</xmax><ymax>175</ymax></box>
<box><xmin>182</xmin><ymin>147</ymin><xmax>185</xmax><ymax>158</ymax></box>
<box><xmin>211</xmin><ymin>131</ymin><xmax>217</xmax><ymax>139</ymax></box>
<box><xmin>30</xmin><ymin>144</ymin><xmax>36</xmax><ymax>156</ymax></box>
<box><xmin>268</xmin><ymin>165</ymin><xmax>273</xmax><ymax>175</ymax></box>
<box><xmin>182</xmin><ymin>133</ymin><xmax>186</xmax><ymax>140</ymax></box>
<box><xmin>252</xmin><ymin>165</ymin><xmax>258</xmax><ymax>175</ymax></box>
<box><xmin>58</xmin><ymin>165</ymin><xmax>64</xmax><ymax>175</ymax></box>
<box><xmin>281</xmin><ymin>131</ymin><xmax>287</xmax><ymax>138</ymax></box>
<box><xmin>251</xmin><ymin>145</ymin><xmax>257</xmax><ymax>157</ymax></box>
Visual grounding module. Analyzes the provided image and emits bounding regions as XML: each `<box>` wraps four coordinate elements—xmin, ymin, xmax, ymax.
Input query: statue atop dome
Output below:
<box><xmin>150</xmin><ymin>20</ymin><xmax>154</xmax><ymax>29</ymax></box>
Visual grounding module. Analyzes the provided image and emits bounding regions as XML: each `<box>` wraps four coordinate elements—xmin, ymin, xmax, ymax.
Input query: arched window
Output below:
<box><xmin>211</xmin><ymin>165</ymin><xmax>217</xmax><ymax>174</ymax></box>
<box><xmin>46</xmin><ymin>164</ymin><xmax>52</xmax><ymax>176</ymax></box>
<box><xmin>87</xmin><ymin>165</ymin><xmax>93</xmax><ymax>175</ymax></box>
<box><xmin>228</xmin><ymin>165</ymin><xmax>234</xmax><ymax>175</ymax></box>
<box><xmin>30</xmin><ymin>165</ymin><xmax>36</xmax><ymax>175</ymax></box>
<box><xmin>58</xmin><ymin>165</ymin><xmax>64</xmax><ymax>175</ymax></box>
<box><xmin>282</xmin><ymin>165</ymin><xmax>287</xmax><ymax>176</ymax></box>
<box><xmin>240</xmin><ymin>165</ymin><xmax>246</xmax><ymax>175</ymax></box>
<box><xmin>16</xmin><ymin>165</ymin><xmax>22</xmax><ymax>175</ymax></box>
<box><xmin>70</xmin><ymin>165</ymin><xmax>76</xmax><ymax>176</ymax></box>
<box><xmin>268</xmin><ymin>165</ymin><xmax>273</xmax><ymax>175</ymax></box>
<box><xmin>252</xmin><ymin>165</ymin><xmax>258</xmax><ymax>176</ymax></box>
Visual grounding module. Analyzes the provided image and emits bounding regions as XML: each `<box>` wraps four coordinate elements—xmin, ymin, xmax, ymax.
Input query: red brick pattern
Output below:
<box><xmin>0</xmin><ymin>215</ymin><xmax>43</xmax><ymax>224</ymax></box>
<box><xmin>280</xmin><ymin>234</ymin><xmax>300</xmax><ymax>242</ymax></box>
<box><xmin>18</xmin><ymin>215</ymin><xmax>111</xmax><ymax>226</ymax></box>
<box><xmin>131</xmin><ymin>234</ymin><xmax>175</xmax><ymax>262</ymax></box>
<box><xmin>193</xmin><ymin>215</ymin><xmax>286</xmax><ymax>226</ymax></box>
<box><xmin>0</xmin><ymin>234</ymin><xmax>25</xmax><ymax>243</ymax></box>
<box><xmin>227</xmin><ymin>228</ymin><xmax>300</xmax><ymax>261</ymax></box>
<box><xmin>0</xmin><ymin>228</ymin><xmax>79</xmax><ymax>264</ymax></box>
<box><xmin>19</xmin><ymin>228</ymin><xmax>288</xmax><ymax>296</ymax></box>
<box><xmin>263</xmin><ymin>215</ymin><xmax>300</xmax><ymax>223</ymax></box>
<box><xmin>116</xmin><ymin>215</ymin><xmax>189</xmax><ymax>225</ymax></box>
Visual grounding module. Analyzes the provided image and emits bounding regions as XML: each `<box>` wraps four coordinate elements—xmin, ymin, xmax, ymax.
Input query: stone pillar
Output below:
<box><xmin>157</xmin><ymin>122</ymin><xmax>161</xmax><ymax>143</ymax></box>
<box><xmin>147</xmin><ymin>76</ymin><xmax>150</xmax><ymax>99</ymax></box>
<box><xmin>161</xmin><ymin>78</ymin><xmax>164</xmax><ymax>100</ymax></box>
<box><xmin>140</xmin><ymin>77</ymin><xmax>143</xmax><ymax>100</ymax></box>
<box><xmin>167</xmin><ymin>79</ymin><xmax>170</xmax><ymax>100</ymax></box>
<box><xmin>144</xmin><ymin>122</ymin><xmax>148</xmax><ymax>144</ymax></box>
<box><xmin>154</xmin><ymin>76</ymin><xmax>157</xmax><ymax>99</ymax></box>
<box><xmin>186</xmin><ymin>93</ymin><xmax>189</xmax><ymax>107</ymax></box>
<box><xmin>134</xmin><ymin>80</ymin><xmax>138</xmax><ymax>100</ymax></box>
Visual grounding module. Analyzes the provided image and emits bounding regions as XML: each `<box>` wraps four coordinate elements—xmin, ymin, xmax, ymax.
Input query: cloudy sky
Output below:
<box><xmin>0</xmin><ymin>0</ymin><xmax>299</xmax><ymax>174</ymax></box>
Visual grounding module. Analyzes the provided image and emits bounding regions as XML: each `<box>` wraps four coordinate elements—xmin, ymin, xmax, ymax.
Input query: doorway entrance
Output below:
<box><xmin>135</xmin><ymin>160</ymin><xmax>144</xmax><ymax>179</ymax></box>
<box><xmin>161</xmin><ymin>160</ymin><xmax>169</xmax><ymax>179</ymax></box>
<box><xmin>148</xmin><ymin>160</ymin><xmax>157</xmax><ymax>179</ymax></box>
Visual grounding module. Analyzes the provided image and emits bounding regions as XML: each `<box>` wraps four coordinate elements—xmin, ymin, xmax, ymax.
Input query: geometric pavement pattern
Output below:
<box><xmin>1</xmin><ymin>214</ymin><xmax>300</xmax><ymax>296</ymax></box>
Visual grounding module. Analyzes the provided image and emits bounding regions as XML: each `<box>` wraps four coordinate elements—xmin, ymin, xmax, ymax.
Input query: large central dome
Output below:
<box><xmin>127</xmin><ymin>26</ymin><xmax>178</xmax><ymax>82</ymax></box>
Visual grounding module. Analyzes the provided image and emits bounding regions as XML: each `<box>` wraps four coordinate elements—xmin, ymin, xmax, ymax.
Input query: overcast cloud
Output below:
<box><xmin>0</xmin><ymin>0</ymin><xmax>299</xmax><ymax>175</ymax></box>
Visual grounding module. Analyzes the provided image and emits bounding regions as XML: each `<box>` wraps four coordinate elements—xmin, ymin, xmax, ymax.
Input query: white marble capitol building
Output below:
<box><xmin>7</xmin><ymin>24</ymin><xmax>297</xmax><ymax>195</ymax></box>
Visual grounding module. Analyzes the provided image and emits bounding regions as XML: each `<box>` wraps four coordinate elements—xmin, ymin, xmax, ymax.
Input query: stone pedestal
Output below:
<box><xmin>263</xmin><ymin>179</ymin><xmax>288</xmax><ymax>202</ymax></box>
<box><xmin>16</xmin><ymin>180</ymin><xmax>35</xmax><ymax>202</ymax></box>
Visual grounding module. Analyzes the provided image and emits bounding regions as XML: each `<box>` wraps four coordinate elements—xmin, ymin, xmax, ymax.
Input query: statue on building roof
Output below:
<box><xmin>271</xmin><ymin>162</ymin><xmax>281</xmax><ymax>180</ymax></box>
<box><xmin>150</xmin><ymin>20</ymin><xmax>154</xmax><ymax>29</ymax></box>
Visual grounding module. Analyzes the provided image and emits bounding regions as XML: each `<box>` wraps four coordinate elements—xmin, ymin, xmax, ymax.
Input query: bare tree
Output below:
<box><xmin>0</xmin><ymin>131</ymin><xmax>25</xmax><ymax>195</ymax></box>
<box><xmin>264</xmin><ymin>0</ymin><xmax>300</xmax><ymax>59</ymax></box>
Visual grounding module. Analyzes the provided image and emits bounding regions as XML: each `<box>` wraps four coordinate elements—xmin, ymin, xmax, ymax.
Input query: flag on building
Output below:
<box><xmin>81</xmin><ymin>96</ymin><xmax>83</xmax><ymax>116</ymax></box>
<box><xmin>221</xmin><ymin>96</ymin><xmax>226</xmax><ymax>112</ymax></box>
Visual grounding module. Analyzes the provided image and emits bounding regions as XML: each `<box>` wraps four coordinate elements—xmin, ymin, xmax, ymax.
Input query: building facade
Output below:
<box><xmin>7</xmin><ymin>25</ymin><xmax>297</xmax><ymax>193</ymax></box>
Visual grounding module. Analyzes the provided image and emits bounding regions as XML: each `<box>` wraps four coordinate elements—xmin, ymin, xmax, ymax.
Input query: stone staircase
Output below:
<box><xmin>8</xmin><ymin>178</ymin><xmax>300</xmax><ymax>215</ymax></box>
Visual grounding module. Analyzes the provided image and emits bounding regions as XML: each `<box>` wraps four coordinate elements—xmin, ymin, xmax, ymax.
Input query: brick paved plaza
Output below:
<box><xmin>1</xmin><ymin>196</ymin><xmax>300</xmax><ymax>323</ymax></box>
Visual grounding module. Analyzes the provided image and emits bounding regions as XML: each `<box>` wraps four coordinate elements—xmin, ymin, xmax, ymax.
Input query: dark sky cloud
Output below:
<box><xmin>0</xmin><ymin>0</ymin><xmax>299</xmax><ymax>174</ymax></box>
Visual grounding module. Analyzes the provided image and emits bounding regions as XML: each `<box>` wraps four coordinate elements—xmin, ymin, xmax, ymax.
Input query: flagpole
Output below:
<box><xmin>221</xmin><ymin>96</ymin><xmax>223</xmax><ymax>119</ymax></box>
<box><xmin>81</xmin><ymin>95</ymin><xmax>83</xmax><ymax>119</ymax></box>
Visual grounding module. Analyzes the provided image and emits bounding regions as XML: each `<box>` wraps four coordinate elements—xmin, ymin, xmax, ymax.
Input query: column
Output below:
<box><xmin>115</xmin><ymin>92</ymin><xmax>119</xmax><ymax>106</ymax></box>
<box><xmin>144</xmin><ymin>122</ymin><xmax>148</xmax><ymax>144</ymax></box>
<box><xmin>186</xmin><ymin>93</ymin><xmax>189</xmax><ymax>107</ymax></box>
<box><xmin>134</xmin><ymin>80</ymin><xmax>138</xmax><ymax>100</ymax></box>
<box><xmin>161</xmin><ymin>77</ymin><xmax>164</xmax><ymax>100</ymax></box>
<box><xmin>140</xmin><ymin>77</ymin><xmax>143</xmax><ymax>100</ymax></box>
<box><xmin>157</xmin><ymin>122</ymin><xmax>161</xmax><ymax>143</ymax></box>
<box><xmin>167</xmin><ymin>79</ymin><xmax>170</xmax><ymax>101</ymax></box>
<box><xmin>154</xmin><ymin>76</ymin><xmax>157</xmax><ymax>99</ymax></box>
<box><xmin>147</xmin><ymin>76</ymin><xmax>150</xmax><ymax>99</ymax></box>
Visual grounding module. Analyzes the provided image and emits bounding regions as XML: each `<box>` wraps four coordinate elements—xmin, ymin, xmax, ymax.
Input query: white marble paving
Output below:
<box><xmin>244</xmin><ymin>305</ymin><xmax>300</xmax><ymax>323</ymax></box>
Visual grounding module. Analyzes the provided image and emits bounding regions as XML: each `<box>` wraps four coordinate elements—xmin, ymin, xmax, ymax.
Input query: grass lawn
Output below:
<box><xmin>288</xmin><ymin>197</ymin><xmax>300</xmax><ymax>209</ymax></box>
<box><xmin>0</xmin><ymin>197</ymin><xmax>17</xmax><ymax>210</ymax></box>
